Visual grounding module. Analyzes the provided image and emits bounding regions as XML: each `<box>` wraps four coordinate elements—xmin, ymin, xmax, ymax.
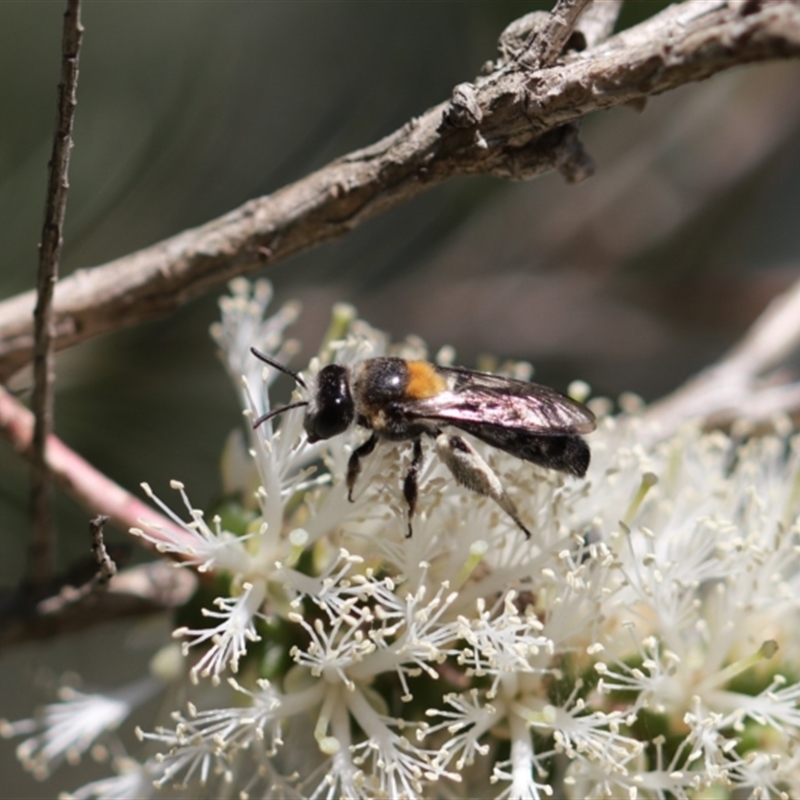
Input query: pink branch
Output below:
<box><xmin>0</xmin><ymin>385</ymin><xmax>196</xmax><ymax>554</ymax></box>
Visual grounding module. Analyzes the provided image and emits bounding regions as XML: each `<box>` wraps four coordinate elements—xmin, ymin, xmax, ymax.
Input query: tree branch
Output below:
<box><xmin>0</xmin><ymin>560</ymin><xmax>196</xmax><ymax>649</ymax></box>
<box><xmin>0</xmin><ymin>382</ymin><xmax>203</xmax><ymax>646</ymax></box>
<box><xmin>641</xmin><ymin>271</ymin><xmax>800</xmax><ymax>442</ymax></box>
<box><xmin>29</xmin><ymin>0</ymin><xmax>83</xmax><ymax>584</ymax></box>
<box><xmin>0</xmin><ymin>384</ymin><xmax>197</xmax><ymax>553</ymax></box>
<box><xmin>0</xmin><ymin>0</ymin><xmax>797</xmax><ymax>381</ymax></box>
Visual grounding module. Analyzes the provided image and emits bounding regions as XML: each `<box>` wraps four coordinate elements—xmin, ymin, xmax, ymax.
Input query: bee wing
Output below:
<box><xmin>405</xmin><ymin>366</ymin><xmax>596</xmax><ymax>435</ymax></box>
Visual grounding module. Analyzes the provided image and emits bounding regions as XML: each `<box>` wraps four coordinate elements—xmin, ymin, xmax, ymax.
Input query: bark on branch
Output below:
<box><xmin>0</xmin><ymin>0</ymin><xmax>798</xmax><ymax>380</ymax></box>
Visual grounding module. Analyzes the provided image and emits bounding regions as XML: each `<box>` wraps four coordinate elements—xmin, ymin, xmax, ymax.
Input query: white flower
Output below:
<box><xmin>1</xmin><ymin>677</ymin><xmax>161</xmax><ymax>780</ymax></box>
<box><xmin>174</xmin><ymin>579</ymin><xmax>268</xmax><ymax>684</ymax></box>
<box><xmin>132</xmin><ymin>480</ymin><xmax>254</xmax><ymax>573</ymax></box>
<box><xmin>62</xmin><ymin>758</ymin><xmax>161</xmax><ymax>800</ymax></box>
<box><xmin>8</xmin><ymin>279</ymin><xmax>800</xmax><ymax>800</ymax></box>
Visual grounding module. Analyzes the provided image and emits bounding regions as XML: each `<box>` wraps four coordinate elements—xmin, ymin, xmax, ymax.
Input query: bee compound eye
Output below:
<box><xmin>305</xmin><ymin>365</ymin><xmax>354</xmax><ymax>441</ymax></box>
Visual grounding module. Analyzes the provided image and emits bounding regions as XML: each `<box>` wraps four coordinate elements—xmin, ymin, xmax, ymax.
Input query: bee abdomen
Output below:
<box><xmin>454</xmin><ymin>422</ymin><xmax>590</xmax><ymax>478</ymax></box>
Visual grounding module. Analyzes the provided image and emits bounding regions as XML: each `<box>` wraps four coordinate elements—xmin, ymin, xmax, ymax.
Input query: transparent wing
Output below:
<box><xmin>402</xmin><ymin>366</ymin><xmax>596</xmax><ymax>435</ymax></box>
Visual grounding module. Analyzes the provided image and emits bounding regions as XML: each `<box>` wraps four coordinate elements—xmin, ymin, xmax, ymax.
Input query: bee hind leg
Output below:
<box><xmin>347</xmin><ymin>432</ymin><xmax>378</xmax><ymax>501</ymax></box>
<box><xmin>435</xmin><ymin>433</ymin><xmax>532</xmax><ymax>539</ymax></box>
<box><xmin>403</xmin><ymin>438</ymin><xmax>424</xmax><ymax>538</ymax></box>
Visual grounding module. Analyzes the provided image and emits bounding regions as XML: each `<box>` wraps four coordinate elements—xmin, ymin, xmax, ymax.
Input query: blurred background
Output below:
<box><xmin>1</xmin><ymin>2</ymin><xmax>799</xmax><ymax>794</ymax></box>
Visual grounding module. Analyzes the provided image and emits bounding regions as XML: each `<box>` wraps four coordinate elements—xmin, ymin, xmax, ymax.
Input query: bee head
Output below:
<box><xmin>304</xmin><ymin>364</ymin><xmax>354</xmax><ymax>442</ymax></box>
<box><xmin>249</xmin><ymin>349</ymin><xmax>354</xmax><ymax>442</ymax></box>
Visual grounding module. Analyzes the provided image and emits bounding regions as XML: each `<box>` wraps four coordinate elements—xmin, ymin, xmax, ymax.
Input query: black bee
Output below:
<box><xmin>251</xmin><ymin>348</ymin><xmax>595</xmax><ymax>538</ymax></box>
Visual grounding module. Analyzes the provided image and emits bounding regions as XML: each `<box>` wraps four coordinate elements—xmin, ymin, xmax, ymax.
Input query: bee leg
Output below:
<box><xmin>403</xmin><ymin>438</ymin><xmax>424</xmax><ymax>538</ymax></box>
<box><xmin>347</xmin><ymin>432</ymin><xmax>378</xmax><ymax>502</ymax></box>
<box><xmin>435</xmin><ymin>433</ymin><xmax>532</xmax><ymax>539</ymax></box>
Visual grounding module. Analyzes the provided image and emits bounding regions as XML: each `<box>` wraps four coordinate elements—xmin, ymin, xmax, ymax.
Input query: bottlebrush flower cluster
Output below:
<box><xmin>4</xmin><ymin>278</ymin><xmax>800</xmax><ymax>800</ymax></box>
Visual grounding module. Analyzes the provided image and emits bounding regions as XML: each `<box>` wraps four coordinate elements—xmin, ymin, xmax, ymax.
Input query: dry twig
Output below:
<box><xmin>526</xmin><ymin>0</ymin><xmax>594</xmax><ymax>68</ymax></box>
<box><xmin>36</xmin><ymin>515</ymin><xmax>116</xmax><ymax>614</ymax></box>
<box><xmin>0</xmin><ymin>0</ymin><xmax>797</xmax><ymax>380</ymax></box>
<box><xmin>29</xmin><ymin>0</ymin><xmax>84</xmax><ymax>584</ymax></box>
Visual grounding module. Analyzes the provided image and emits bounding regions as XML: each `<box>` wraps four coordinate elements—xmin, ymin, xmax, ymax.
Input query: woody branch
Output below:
<box><xmin>0</xmin><ymin>0</ymin><xmax>797</xmax><ymax>381</ymax></box>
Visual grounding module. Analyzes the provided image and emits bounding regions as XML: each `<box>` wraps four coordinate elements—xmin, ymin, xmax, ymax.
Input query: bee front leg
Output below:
<box><xmin>347</xmin><ymin>432</ymin><xmax>378</xmax><ymax>502</ymax></box>
<box><xmin>403</xmin><ymin>438</ymin><xmax>424</xmax><ymax>538</ymax></box>
<box><xmin>435</xmin><ymin>433</ymin><xmax>532</xmax><ymax>539</ymax></box>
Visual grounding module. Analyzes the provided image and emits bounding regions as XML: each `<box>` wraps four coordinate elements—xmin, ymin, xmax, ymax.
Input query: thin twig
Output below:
<box><xmin>29</xmin><ymin>0</ymin><xmax>83</xmax><ymax>585</ymax></box>
<box><xmin>88</xmin><ymin>514</ymin><xmax>116</xmax><ymax>584</ymax></box>
<box><xmin>37</xmin><ymin>515</ymin><xmax>117</xmax><ymax>614</ymax></box>
<box><xmin>0</xmin><ymin>0</ymin><xmax>797</xmax><ymax>380</ymax></box>
<box><xmin>525</xmin><ymin>0</ymin><xmax>594</xmax><ymax>68</ymax></box>
<box><xmin>0</xmin><ymin>384</ymin><xmax>197</xmax><ymax>553</ymax></box>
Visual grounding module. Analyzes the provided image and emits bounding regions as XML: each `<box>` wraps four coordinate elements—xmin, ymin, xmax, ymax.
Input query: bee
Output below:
<box><xmin>251</xmin><ymin>347</ymin><xmax>595</xmax><ymax>538</ymax></box>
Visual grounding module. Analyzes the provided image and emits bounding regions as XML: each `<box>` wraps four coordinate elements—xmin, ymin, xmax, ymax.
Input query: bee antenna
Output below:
<box><xmin>250</xmin><ymin>347</ymin><xmax>307</xmax><ymax>389</ymax></box>
<box><xmin>252</xmin><ymin>401</ymin><xmax>309</xmax><ymax>430</ymax></box>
